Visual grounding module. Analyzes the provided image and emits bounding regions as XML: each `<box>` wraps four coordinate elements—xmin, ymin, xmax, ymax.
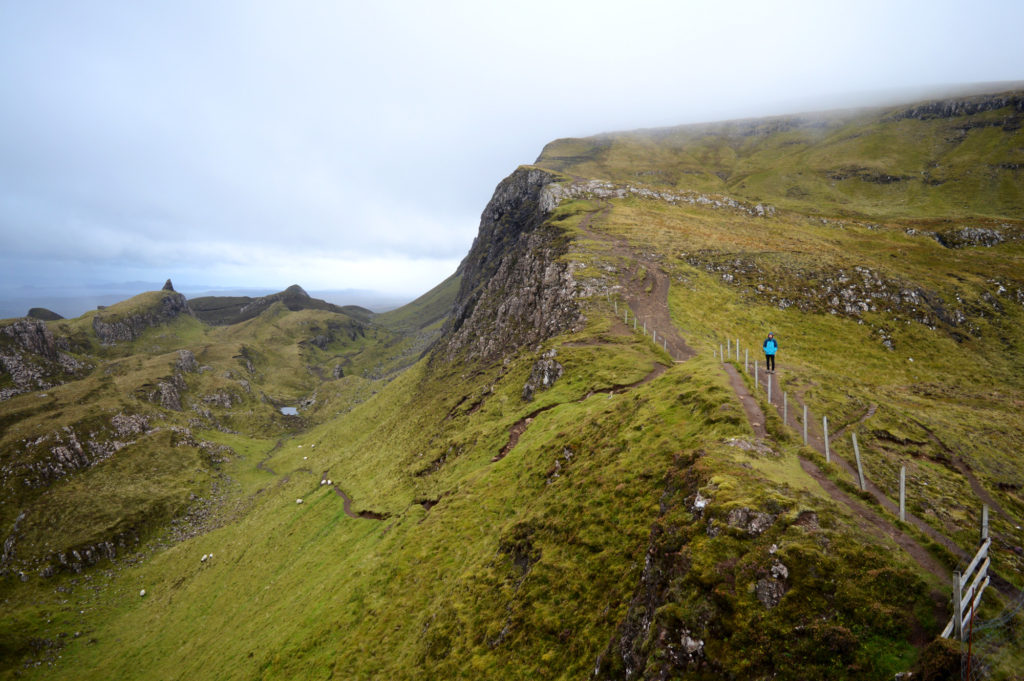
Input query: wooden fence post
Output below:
<box><xmin>754</xmin><ymin>361</ymin><xmax>758</xmax><ymax>389</ymax></box>
<box><xmin>899</xmin><ymin>466</ymin><xmax>906</xmax><ymax>522</ymax></box>
<box><xmin>823</xmin><ymin>416</ymin><xmax>830</xmax><ymax>463</ymax></box>
<box><xmin>803</xmin><ymin>404</ymin><xmax>808</xmax><ymax>444</ymax></box>
<box><xmin>614</xmin><ymin>301</ymin><xmax>617</xmax><ymax>314</ymax></box>
<box><xmin>633</xmin><ymin>317</ymin><xmax>636</xmax><ymax>330</ymax></box>
<box><xmin>663</xmin><ymin>339</ymin><xmax>667</xmax><ymax>351</ymax></box>
<box><xmin>745</xmin><ymin>349</ymin><xmax>748</xmax><ymax>373</ymax></box>
<box><xmin>736</xmin><ymin>339</ymin><xmax>739</xmax><ymax>361</ymax></box>
<box><xmin>720</xmin><ymin>344</ymin><xmax>723</xmax><ymax>361</ymax></box>
<box><xmin>783</xmin><ymin>391</ymin><xmax>787</xmax><ymax>425</ymax></box>
<box><xmin>767</xmin><ymin>373</ymin><xmax>772</xmax><ymax>404</ymax></box>
<box><xmin>852</xmin><ymin>433</ymin><xmax>866</xmax><ymax>491</ymax></box>
<box><xmin>653</xmin><ymin>329</ymin><xmax>657</xmax><ymax>344</ymax></box>
<box><xmin>727</xmin><ymin>338</ymin><xmax>731</xmax><ymax>355</ymax></box>
<box><xmin>981</xmin><ymin>504</ymin><xmax>989</xmax><ymax>543</ymax></box>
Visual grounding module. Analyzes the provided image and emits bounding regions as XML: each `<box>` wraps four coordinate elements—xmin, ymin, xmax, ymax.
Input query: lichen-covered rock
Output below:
<box><xmin>726</xmin><ymin>507</ymin><xmax>775</xmax><ymax>536</ymax></box>
<box><xmin>522</xmin><ymin>349</ymin><xmax>564</xmax><ymax>401</ymax></box>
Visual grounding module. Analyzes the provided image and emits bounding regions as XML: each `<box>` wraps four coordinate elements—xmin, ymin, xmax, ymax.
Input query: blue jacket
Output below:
<box><xmin>763</xmin><ymin>337</ymin><xmax>778</xmax><ymax>355</ymax></box>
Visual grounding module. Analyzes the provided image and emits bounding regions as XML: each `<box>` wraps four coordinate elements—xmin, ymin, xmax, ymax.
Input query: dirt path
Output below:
<box><xmin>576</xmin><ymin>207</ymin><xmax>695</xmax><ymax>362</ymax></box>
<box><xmin>725</xmin><ymin>356</ymin><xmax>952</xmax><ymax>582</ymax></box>
<box><xmin>744</xmin><ymin>361</ymin><xmax>1020</xmax><ymax>597</ymax></box>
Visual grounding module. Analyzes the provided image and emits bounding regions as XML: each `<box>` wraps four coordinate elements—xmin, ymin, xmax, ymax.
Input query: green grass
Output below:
<box><xmin>4</xmin><ymin>92</ymin><xmax>1024</xmax><ymax>680</ymax></box>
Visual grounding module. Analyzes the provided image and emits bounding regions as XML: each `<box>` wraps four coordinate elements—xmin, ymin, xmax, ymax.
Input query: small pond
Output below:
<box><xmin>279</xmin><ymin>407</ymin><xmax>299</xmax><ymax>416</ymax></box>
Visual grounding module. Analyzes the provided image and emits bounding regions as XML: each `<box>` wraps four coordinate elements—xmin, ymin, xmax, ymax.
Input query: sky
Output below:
<box><xmin>1</xmin><ymin>0</ymin><xmax>1022</xmax><ymax>313</ymax></box>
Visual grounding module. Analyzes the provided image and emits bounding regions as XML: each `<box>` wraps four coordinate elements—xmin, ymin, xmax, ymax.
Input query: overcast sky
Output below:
<box><xmin>1</xmin><ymin>0</ymin><xmax>1022</xmax><ymax>310</ymax></box>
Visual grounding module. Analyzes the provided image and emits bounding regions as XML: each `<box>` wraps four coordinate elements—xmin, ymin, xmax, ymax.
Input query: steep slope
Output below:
<box><xmin>3</xmin><ymin>89</ymin><xmax>1023</xmax><ymax>681</ymax></box>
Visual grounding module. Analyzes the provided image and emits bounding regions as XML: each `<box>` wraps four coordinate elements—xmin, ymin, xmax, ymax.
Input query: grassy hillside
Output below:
<box><xmin>539</xmin><ymin>91</ymin><xmax>1024</xmax><ymax>220</ymax></box>
<box><xmin>3</xmin><ymin>89</ymin><xmax>1023</xmax><ymax>680</ymax></box>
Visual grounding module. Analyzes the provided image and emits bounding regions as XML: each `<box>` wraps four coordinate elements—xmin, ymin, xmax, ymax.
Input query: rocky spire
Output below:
<box><xmin>162</xmin><ymin>279</ymin><xmax>175</xmax><ymax>292</ymax></box>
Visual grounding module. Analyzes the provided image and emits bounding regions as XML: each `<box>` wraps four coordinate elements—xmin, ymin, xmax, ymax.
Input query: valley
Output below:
<box><xmin>2</xmin><ymin>89</ymin><xmax>1023</xmax><ymax>680</ymax></box>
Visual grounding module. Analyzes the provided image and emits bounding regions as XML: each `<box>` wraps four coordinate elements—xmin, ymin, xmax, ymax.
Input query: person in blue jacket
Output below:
<box><xmin>763</xmin><ymin>332</ymin><xmax>778</xmax><ymax>373</ymax></box>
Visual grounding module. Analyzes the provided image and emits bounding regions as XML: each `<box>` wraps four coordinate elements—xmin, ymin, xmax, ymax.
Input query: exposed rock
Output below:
<box><xmin>92</xmin><ymin>291</ymin><xmax>191</xmax><ymax>344</ymax></box>
<box><xmin>891</xmin><ymin>92</ymin><xmax>1024</xmax><ymax>121</ymax></box>
<box><xmin>440</xmin><ymin>167</ymin><xmax>584</xmax><ymax>362</ymax></box>
<box><xmin>934</xmin><ymin>226</ymin><xmax>1009</xmax><ymax>248</ymax></box>
<box><xmin>201</xmin><ymin>391</ymin><xmax>237</xmax><ymax>408</ymax></box>
<box><xmin>152</xmin><ymin>373</ymin><xmax>187</xmax><ymax>411</ymax></box>
<box><xmin>755</xmin><ymin>559</ymin><xmax>790</xmax><ymax>608</ymax></box>
<box><xmin>175</xmin><ymin>349</ymin><xmax>199</xmax><ymax>373</ymax></box>
<box><xmin>522</xmin><ymin>349</ymin><xmax>564</xmax><ymax>401</ymax></box>
<box><xmin>111</xmin><ymin>412</ymin><xmax>149</xmax><ymax>437</ymax></box>
<box><xmin>756</xmin><ymin>577</ymin><xmax>786</xmax><ymax>608</ymax></box>
<box><xmin>726</xmin><ymin>507</ymin><xmax>774</xmax><ymax>536</ymax></box>
<box><xmin>162</xmin><ymin>279</ymin><xmax>175</xmax><ymax>292</ymax></box>
<box><xmin>1</xmin><ymin>319</ymin><xmax>60</xmax><ymax>360</ymax></box>
<box><xmin>332</xmin><ymin>365</ymin><xmax>345</xmax><ymax>379</ymax></box>
<box><xmin>544</xmin><ymin>178</ymin><xmax>776</xmax><ymax>218</ymax></box>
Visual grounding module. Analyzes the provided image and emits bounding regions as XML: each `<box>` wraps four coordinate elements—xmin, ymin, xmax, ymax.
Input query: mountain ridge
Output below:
<box><xmin>2</xmin><ymin>87</ymin><xmax>1023</xmax><ymax>680</ymax></box>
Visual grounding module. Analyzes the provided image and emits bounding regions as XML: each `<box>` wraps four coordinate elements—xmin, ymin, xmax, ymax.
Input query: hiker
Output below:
<box><xmin>763</xmin><ymin>332</ymin><xmax>778</xmax><ymax>373</ymax></box>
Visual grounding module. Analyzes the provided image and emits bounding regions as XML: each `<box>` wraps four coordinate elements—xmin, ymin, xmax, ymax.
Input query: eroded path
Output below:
<box><xmin>726</xmin><ymin>356</ymin><xmax>952</xmax><ymax>582</ymax></box>
<box><xmin>576</xmin><ymin>207</ymin><xmax>695</xmax><ymax>362</ymax></box>
<box><xmin>746</xmin><ymin>356</ymin><xmax>1018</xmax><ymax>596</ymax></box>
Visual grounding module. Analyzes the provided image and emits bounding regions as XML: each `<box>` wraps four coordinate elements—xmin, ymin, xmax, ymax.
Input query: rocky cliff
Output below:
<box><xmin>92</xmin><ymin>291</ymin><xmax>192</xmax><ymax>344</ymax></box>
<box><xmin>0</xmin><ymin>319</ymin><xmax>85</xmax><ymax>400</ymax></box>
<box><xmin>439</xmin><ymin>167</ymin><xmax>583</xmax><ymax>363</ymax></box>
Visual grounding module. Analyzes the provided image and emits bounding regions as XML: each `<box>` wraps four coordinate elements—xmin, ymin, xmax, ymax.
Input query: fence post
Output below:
<box><xmin>614</xmin><ymin>300</ymin><xmax>617</xmax><ymax>314</ymax></box>
<box><xmin>736</xmin><ymin>339</ymin><xmax>739</xmax><ymax>361</ymax></box>
<box><xmin>745</xmin><ymin>349</ymin><xmax>748</xmax><ymax>373</ymax></box>
<box><xmin>663</xmin><ymin>339</ymin><xmax>667</xmax><ymax>351</ymax></box>
<box><xmin>783</xmin><ymin>391</ymin><xmax>787</xmax><ymax>425</ymax></box>
<box><xmin>852</xmin><ymin>433</ymin><xmax>866</xmax><ymax>491</ymax></box>
<box><xmin>981</xmin><ymin>504</ymin><xmax>989</xmax><ymax>543</ymax></box>
<box><xmin>803</xmin><ymin>404</ymin><xmax>808</xmax><ymax>444</ymax></box>
<box><xmin>727</xmin><ymin>338</ymin><xmax>730</xmax><ymax>355</ymax></box>
<box><xmin>644</xmin><ymin>321</ymin><xmax>647</xmax><ymax>334</ymax></box>
<box><xmin>953</xmin><ymin>571</ymin><xmax>964</xmax><ymax>641</ymax></box>
<box><xmin>653</xmin><ymin>329</ymin><xmax>657</xmax><ymax>344</ymax></box>
<box><xmin>767</xmin><ymin>373</ymin><xmax>772</xmax><ymax>404</ymax></box>
<box><xmin>899</xmin><ymin>466</ymin><xmax>906</xmax><ymax>522</ymax></box>
<box><xmin>633</xmin><ymin>317</ymin><xmax>636</xmax><ymax>330</ymax></box>
<box><xmin>754</xmin><ymin>361</ymin><xmax>758</xmax><ymax>389</ymax></box>
<box><xmin>823</xmin><ymin>415</ymin><xmax>830</xmax><ymax>463</ymax></box>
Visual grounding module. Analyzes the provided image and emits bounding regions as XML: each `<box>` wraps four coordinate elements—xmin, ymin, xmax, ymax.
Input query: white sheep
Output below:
<box><xmin>140</xmin><ymin>589</ymin><xmax>146</xmax><ymax>597</ymax></box>
<box><xmin>296</xmin><ymin>498</ymin><xmax>303</xmax><ymax>504</ymax></box>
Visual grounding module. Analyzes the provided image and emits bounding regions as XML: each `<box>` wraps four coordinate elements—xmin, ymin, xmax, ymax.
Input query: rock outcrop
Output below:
<box><xmin>92</xmin><ymin>291</ymin><xmax>192</xmax><ymax>344</ymax></box>
<box><xmin>440</xmin><ymin>167</ymin><xmax>583</xmax><ymax>363</ymax></box>
<box><xmin>0</xmin><ymin>320</ymin><xmax>85</xmax><ymax>400</ymax></box>
<box><xmin>521</xmin><ymin>349</ymin><xmax>564</xmax><ymax>401</ymax></box>
<box><xmin>892</xmin><ymin>92</ymin><xmax>1024</xmax><ymax>121</ymax></box>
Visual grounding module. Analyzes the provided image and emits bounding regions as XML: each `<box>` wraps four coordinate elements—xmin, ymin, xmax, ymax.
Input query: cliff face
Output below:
<box><xmin>440</xmin><ymin>167</ymin><xmax>583</xmax><ymax>363</ymax></box>
<box><xmin>92</xmin><ymin>291</ymin><xmax>191</xmax><ymax>344</ymax></box>
<box><xmin>0</xmin><ymin>320</ymin><xmax>84</xmax><ymax>401</ymax></box>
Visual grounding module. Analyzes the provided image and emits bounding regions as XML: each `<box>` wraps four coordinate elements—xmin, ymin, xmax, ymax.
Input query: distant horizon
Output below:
<box><xmin>0</xmin><ymin>281</ymin><xmax>418</xmax><ymax>320</ymax></box>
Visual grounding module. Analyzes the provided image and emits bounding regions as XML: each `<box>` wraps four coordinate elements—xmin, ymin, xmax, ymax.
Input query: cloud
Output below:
<box><xmin>1</xmin><ymin>0</ymin><xmax>1023</xmax><ymax>303</ymax></box>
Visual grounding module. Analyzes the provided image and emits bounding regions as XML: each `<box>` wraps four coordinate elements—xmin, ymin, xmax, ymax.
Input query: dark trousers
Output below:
<box><xmin>765</xmin><ymin>354</ymin><xmax>775</xmax><ymax>371</ymax></box>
